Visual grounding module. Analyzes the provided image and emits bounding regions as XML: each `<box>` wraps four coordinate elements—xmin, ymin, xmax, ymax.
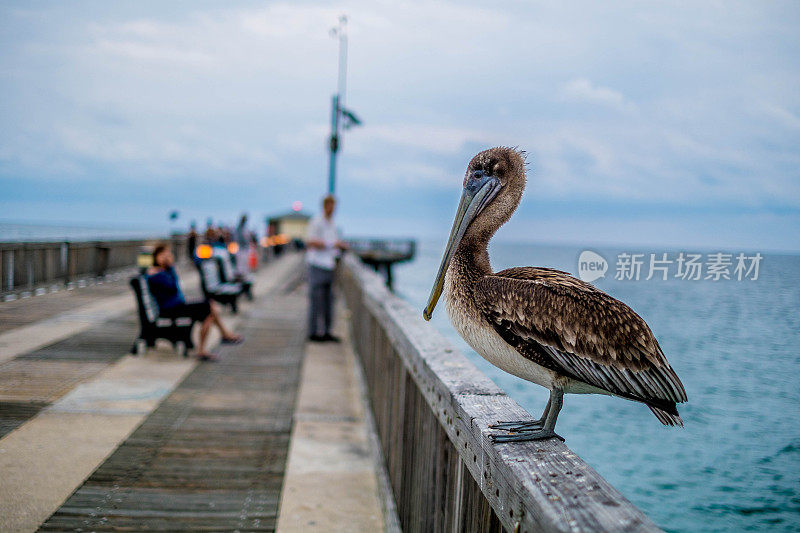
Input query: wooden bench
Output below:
<box><xmin>198</xmin><ymin>258</ymin><xmax>243</xmax><ymax>313</ymax></box>
<box><xmin>129</xmin><ymin>274</ymin><xmax>194</xmax><ymax>357</ymax></box>
<box><xmin>215</xmin><ymin>249</ymin><xmax>253</xmax><ymax>301</ymax></box>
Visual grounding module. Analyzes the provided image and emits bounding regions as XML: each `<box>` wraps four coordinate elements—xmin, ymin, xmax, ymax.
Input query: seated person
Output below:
<box><xmin>147</xmin><ymin>245</ymin><xmax>242</xmax><ymax>360</ymax></box>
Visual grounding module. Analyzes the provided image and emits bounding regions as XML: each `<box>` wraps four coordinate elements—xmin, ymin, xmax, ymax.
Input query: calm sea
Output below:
<box><xmin>392</xmin><ymin>241</ymin><xmax>800</xmax><ymax>532</ymax></box>
<box><xmin>0</xmin><ymin>222</ymin><xmax>166</xmax><ymax>242</ymax></box>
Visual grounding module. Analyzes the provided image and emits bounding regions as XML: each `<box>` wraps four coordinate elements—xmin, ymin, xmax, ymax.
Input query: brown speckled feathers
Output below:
<box><xmin>476</xmin><ymin>267</ymin><xmax>687</xmax><ymax>424</ymax></box>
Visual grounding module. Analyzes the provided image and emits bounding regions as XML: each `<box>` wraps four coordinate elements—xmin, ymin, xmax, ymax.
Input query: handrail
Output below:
<box><xmin>341</xmin><ymin>253</ymin><xmax>660</xmax><ymax>532</ymax></box>
<box><xmin>0</xmin><ymin>237</ymin><xmax>188</xmax><ymax>295</ymax></box>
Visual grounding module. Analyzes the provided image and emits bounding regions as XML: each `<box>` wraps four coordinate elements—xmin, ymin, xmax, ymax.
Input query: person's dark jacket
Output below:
<box><xmin>147</xmin><ymin>267</ymin><xmax>185</xmax><ymax>311</ymax></box>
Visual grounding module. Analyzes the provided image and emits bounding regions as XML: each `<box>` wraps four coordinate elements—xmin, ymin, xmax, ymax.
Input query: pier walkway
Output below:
<box><xmin>0</xmin><ymin>253</ymin><xmax>387</xmax><ymax>532</ymax></box>
<box><xmin>1</xmin><ymin>246</ymin><xmax>660</xmax><ymax>532</ymax></box>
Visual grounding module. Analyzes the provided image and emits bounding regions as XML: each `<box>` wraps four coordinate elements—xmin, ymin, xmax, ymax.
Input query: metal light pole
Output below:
<box><xmin>328</xmin><ymin>15</ymin><xmax>348</xmax><ymax>195</ymax></box>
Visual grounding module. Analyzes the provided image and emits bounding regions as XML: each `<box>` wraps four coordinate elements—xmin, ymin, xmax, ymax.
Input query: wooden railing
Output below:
<box><xmin>341</xmin><ymin>254</ymin><xmax>660</xmax><ymax>533</ymax></box>
<box><xmin>0</xmin><ymin>236</ymin><xmax>187</xmax><ymax>294</ymax></box>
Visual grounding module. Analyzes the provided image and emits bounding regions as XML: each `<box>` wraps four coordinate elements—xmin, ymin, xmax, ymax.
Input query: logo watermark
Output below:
<box><xmin>578</xmin><ymin>251</ymin><xmax>762</xmax><ymax>282</ymax></box>
<box><xmin>578</xmin><ymin>250</ymin><xmax>608</xmax><ymax>282</ymax></box>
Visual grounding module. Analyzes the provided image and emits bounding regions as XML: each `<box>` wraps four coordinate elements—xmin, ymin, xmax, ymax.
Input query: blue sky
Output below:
<box><xmin>1</xmin><ymin>1</ymin><xmax>799</xmax><ymax>251</ymax></box>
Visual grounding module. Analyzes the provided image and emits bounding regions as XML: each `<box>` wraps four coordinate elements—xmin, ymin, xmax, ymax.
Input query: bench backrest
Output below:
<box><xmin>130</xmin><ymin>275</ymin><xmax>159</xmax><ymax>325</ymax></box>
<box><xmin>214</xmin><ymin>248</ymin><xmax>237</xmax><ymax>282</ymax></box>
<box><xmin>200</xmin><ymin>259</ymin><xmax>222</xmax><ymax>291</ymax></box>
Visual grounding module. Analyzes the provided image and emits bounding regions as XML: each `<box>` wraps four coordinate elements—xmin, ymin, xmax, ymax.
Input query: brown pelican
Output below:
<box><xmin>423</xmin><ymin>147</ymin><xmax>687</xmax><ymax>442</ymax></box>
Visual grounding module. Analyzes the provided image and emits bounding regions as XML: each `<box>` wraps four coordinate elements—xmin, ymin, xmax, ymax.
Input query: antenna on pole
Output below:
<box><xmin>335</xmin><ymin>15</ymin><xmax>348</xmax><ymax>112</ymax></box>
<box><xmin>328</xmin><ymin>15</ymin><xmax>360</xmax><ymax>195</ymax></box>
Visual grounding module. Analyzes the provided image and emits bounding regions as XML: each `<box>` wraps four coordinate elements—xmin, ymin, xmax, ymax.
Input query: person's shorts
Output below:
<box><xmin>162</xmin><ymin>301</ymin><xmax>211</xmax><ymax>322</ymax></box>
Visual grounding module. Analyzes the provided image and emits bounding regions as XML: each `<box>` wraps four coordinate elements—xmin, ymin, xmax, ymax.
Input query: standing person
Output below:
<box><xmin>235</xmin><ymin>213</ymin><xmax>250</xmax><ymax>275</ymax></box>
<box><xmin>217</xmin><ymin>225</ymin><xmax>229</xmax><ymax>246</ymax></box>
<box><xmin>187</xmin><ymin>222</ymin><xmax>199</xmax><ymax>264</ymax></box>
<box><xmin>248</xmin><ymin>232</ymin><xmax>259</xmax><ymax>271</ymax></box>
<box><xmin>204</xmin><ymin>219</ymin><xmax>216</xmax><ymax>244</ymax></box>
<box><xmin>147</xmin><ymin>245</ymin><xmax>243</xmax><ymax>361</ymax></box>
<box><xmin>305</xmin><ymin>195</ymin><xmax>348</xmax><ymax>342</ymax></box>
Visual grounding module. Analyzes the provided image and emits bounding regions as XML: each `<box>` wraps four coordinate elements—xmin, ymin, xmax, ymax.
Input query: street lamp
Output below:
<box><xmin>328</xmin><ymin>15</ymin><xmax>361</xmax><ymax>195</ymax></box>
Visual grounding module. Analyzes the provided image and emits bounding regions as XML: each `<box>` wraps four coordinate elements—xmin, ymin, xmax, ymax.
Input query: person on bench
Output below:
<box><xmin>148</xmin><ymin>245</ymin><xmax>243</xmax><ymax>361</ymax></box>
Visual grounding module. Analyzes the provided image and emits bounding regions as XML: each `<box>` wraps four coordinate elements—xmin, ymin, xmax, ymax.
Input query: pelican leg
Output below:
<box><xmin>490</xmin><ymin>389</ymin><xmax>564</xmax><ymax>443</ymax></box>
<box><xmin>489</xmin><ymin>396</ymin><xmax>551</xmax><ymax>431</ymax></box>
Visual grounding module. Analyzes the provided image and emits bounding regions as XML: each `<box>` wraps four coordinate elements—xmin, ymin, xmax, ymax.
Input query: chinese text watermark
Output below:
<box><xmin>578</xmin><ymin>251</ymin><xmax>762</xmax><ymax>282</ymax></box>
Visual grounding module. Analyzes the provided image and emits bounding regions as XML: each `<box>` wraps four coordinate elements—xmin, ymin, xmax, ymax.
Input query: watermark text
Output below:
<box><xmin>578</xmin><ymin>251</ymin><xmax>762</xmax><ymax>282</ymax></box>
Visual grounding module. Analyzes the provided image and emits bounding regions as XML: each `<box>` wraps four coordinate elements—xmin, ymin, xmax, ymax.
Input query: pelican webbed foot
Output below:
<box><xmin>489</xmin><ymin>389</ymin><xmax>564</xmax><ymax>444</ymax></box>
<box><xmin>489</xmin><ymin>419</ymin><xmax>544</xmax><ymax>431</ymax></box>
<box><xmin>490</xmin><ymin>429</ymin><xmax>564</xmax><ymax>443</ymax></box>
<box><xmin>488</xmin><ymin>394</ymin><xmax>553</xmax><ymax>432</ymax></box>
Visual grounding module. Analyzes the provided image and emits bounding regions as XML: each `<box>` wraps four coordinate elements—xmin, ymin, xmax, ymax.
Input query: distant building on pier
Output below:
<box><xmin>266</xmin><ymin>211</ymin><xmax>311</xmax><ymax>242</ymax></box>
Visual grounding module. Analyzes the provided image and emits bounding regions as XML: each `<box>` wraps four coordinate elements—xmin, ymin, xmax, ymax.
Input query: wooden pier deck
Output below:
<box><xmin>0</xmin><ymin>253</ymin><xmax>388</xmax><ymax>532</ymax></box>
<box><xmin>0</xmin><ymin>265</ymin><xmax>200</xmax><ymax>437</ymax></box>
<box><xmin>39</xmin><ymin>277</ymin><xmax>306</xmax><ymax>531</ymax></box>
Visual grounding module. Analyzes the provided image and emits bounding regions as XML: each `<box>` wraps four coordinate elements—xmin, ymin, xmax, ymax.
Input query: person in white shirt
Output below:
<box><xmin>234</xmin><ymin>213</ymin><xmax>251</xmax><ymax>276</ymax></box>
<box><xmin>305</xmin><ymin>195</ymin><xmax>349</xmax><ymax>342</ymax></box>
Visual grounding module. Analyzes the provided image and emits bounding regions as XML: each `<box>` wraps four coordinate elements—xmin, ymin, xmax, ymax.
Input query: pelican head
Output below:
<box><xmin>423</xmin><ymin>147</ymin><xmax>526</xmax><ymax>320</ymax></box>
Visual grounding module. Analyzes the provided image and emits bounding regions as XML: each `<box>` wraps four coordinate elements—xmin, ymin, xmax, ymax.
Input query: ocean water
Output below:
<box><xmin>0</xmin><ymin>222</ymin><xmax>165</xmax><ymax>242</ymax></box>
<box><xmin>392</xmin><ymin>241</ymin><xmax>800</xmax><ymax>532</ymax></box>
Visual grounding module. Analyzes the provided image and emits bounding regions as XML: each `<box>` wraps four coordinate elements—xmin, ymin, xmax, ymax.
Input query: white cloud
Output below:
<box><xmin>94</xmin><ymin>39</ymin><xmax>216</xmax><ymax>68</ymax></box>
<box><xmin>348</xmin><ymin>161</ymin><xmax>452</xmax><ymax>188</ymax></box>
<box><xmin>52</xmin><ymin>124</ymin><xmax>279</xmax><ymax>179</ymax></box>
<box><xmin>1</xmin><ymin>0</ymin><xmax>799</xmax><ymax>238</ymax></box>
<box><xmin>352</xmin><ymin>124</ymin><xmax>492</xmax><ymax>156</ymax></box>
<box><xmin>561</xmin><ymin>78</ymin><xmax>635</xmax><ymax>111</ymax></box>
<box><xmin>759</xmin><ymin>102</ymin><xmax>800</xmax><ymax>130</ymax></box>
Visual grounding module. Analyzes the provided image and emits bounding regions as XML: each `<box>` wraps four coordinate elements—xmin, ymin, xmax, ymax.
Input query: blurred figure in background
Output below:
<box><xmin>204</xmin><ymin>219</ymin><xmax>217</xmax><ymax>244</ymax></box>
<box><xmin>218</xmin><ymin>225</ymin><xmax>230</xmax><ymax>246</ymax></box>
<box><xmin>187</xmin><ymin>221</ymin><xmax>199</xmax><ymax>264</ymax></box>
<box><xmin>248</xmin><ymin>232</ymin><xmax>259</xmax><ymax>271</ymax></box>
<box><xmin>305</xmin><ymin>195</ymin><xmax>348</xmax><ymax>342</ymax></box>
<box><xmin>147</xmin><ymin>244</ymin><xmax>242</xmax><ymax>361</ymax></box>
<box><xmin>235</xmin><ymin>213</ymin><xmax>251</xmax><ymax>275</ymax></box>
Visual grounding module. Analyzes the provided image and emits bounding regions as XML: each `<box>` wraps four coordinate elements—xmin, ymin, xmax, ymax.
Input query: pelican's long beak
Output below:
<box><xmin>423</xmin><ymin>170</ymin><xmax>500</xmax><ymax>321</ymax></box>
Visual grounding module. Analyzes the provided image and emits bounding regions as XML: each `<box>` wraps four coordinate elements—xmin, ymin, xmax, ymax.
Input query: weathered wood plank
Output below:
<box><xmin>38</xmin><ymin>285</ymin><xmax>306</xmax><ymax>532</ymax></box>
<box><xmin>0</xmin><ymin>400</ymin><xmax>48</xmax><ymax>438</ymax></box>
<box><xmin>341</xmin><ymin>254</ymin><xmax>660</xmax><ymax>533</ymax></box>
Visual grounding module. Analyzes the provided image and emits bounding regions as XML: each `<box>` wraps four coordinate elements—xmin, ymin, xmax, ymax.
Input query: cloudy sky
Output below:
<box><xmin>1</xmin><ymin>1</ymin><xmax>798</xmax><ymax>251</ymax></box>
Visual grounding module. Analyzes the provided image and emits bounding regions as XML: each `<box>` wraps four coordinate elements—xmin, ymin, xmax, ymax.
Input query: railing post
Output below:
<box><xmin>68</xmin><ymin>242</ymin><xmax>78</xmax><ymax>284</ymax></box>
<box><xmin>94</xmin><ymin>242</ymin><xmax>110</xmax><ymax>278</ymax></box>
<box><xmin>4</xmin><ymin>249</ymin><xmax>13</xmax><ymax>291</ymax></box>
<box><xmin>25</xmin><ymin>245</ymin><xmax>33</xmax><ymax>290</ymax></box>
<box><xmin>44</xmin><ymin>246</ymin><xmax>54</xmax><ymax>283</ymax></box>
<box><xmin>172</xmin><ymin>234</ymin><xmax>182</xmax><ymax>263</ymax></box>
<box><xmin>60</xmin><ymin>242</ymin><xmax>69</xmax><ymax>284</ymax></box>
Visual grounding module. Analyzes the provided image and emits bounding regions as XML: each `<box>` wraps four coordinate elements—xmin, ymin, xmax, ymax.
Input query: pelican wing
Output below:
<box><xmin>476</xmin><ymin>267</ymin><xmax>687</xmax><ymax>407</ymax></box>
